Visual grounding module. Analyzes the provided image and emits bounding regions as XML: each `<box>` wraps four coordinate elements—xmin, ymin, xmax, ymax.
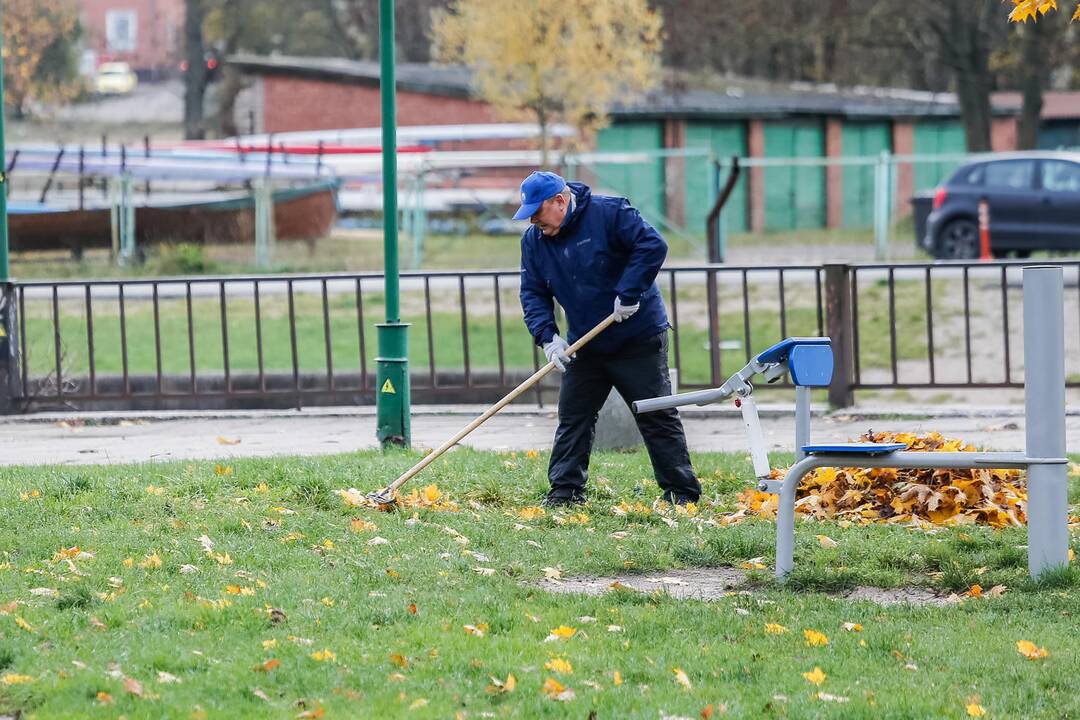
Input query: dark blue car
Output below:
<box><xmin>922</xmin><ymin>152</ymin><xmax>1080</xmax><ymax>259</ymax></box>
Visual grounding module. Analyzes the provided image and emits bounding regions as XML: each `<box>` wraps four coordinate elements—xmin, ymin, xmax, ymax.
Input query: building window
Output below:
<box><xmin>106</xmin><ymin>10</ymin><xmax>137</xmax><ymax>53</ymax></box>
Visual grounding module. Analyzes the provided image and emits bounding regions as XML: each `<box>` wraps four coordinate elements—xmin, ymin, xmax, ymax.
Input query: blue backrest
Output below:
<box><xmin>789</xmin><ymin>345</ymin><xmax>833</xmax><ymax>387</ymax></box>
<box><xmin>755</xmin><ymin>336</ymin><xmax>833</xmax><ymax>387</ymax></box>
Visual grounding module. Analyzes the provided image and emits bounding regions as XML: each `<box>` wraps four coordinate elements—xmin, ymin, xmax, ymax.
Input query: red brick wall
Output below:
<box><xmin>78</xmin><ymin>0</ymin><xmax>184</xmax><ymax>74</ymax></box>
<box><xmin>262</xmin><ymin>76</ymin><xmax>501</xmax><ymax>133</ymax></box>
<box><xmin>825</xmin><ymin>118</ymin><xmax>844</xmax><ymax>229</ymax></box>
<box><xmin>747</xmin><ymin>120</ymin><xmax>766</xmax><ymax>233</ymax></box>
<box><xmin>892</xmin><ymin>121</ymin><xmax>914</xmax><ymax>217</ymax></box>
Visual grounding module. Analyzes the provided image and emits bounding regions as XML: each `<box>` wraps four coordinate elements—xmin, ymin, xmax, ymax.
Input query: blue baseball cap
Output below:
<box><xmin>512</xmin><ymin>171</ymin><xmax>567</xmax><ymax>221</ymax></box>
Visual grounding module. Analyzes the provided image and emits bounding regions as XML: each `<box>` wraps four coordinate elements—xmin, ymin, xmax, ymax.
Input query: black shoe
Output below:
<box><xmin>542</xmin><ymin>493</ymin><xmax>586</xmax><ymax>508</ymax></box>
<box><xmin>663</xmin><ymin>492</ymin><xmax>699</xmax><ymax>506</ymax></box>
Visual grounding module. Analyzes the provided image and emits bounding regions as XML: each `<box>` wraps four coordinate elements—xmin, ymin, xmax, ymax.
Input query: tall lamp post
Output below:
<box><xmin>0</xmin><ymin>15</ymin><xmax>17</xmax><ymax>416</ymax></box>
<box><xmin>375</xmin><ymin>0</ymin><xmax>411</xmax><ymax>447</ymax></box>
<box><xmin>0</xmin><ymin>11</ymin><xmax>9</xmax><ymax>282</ymax></box>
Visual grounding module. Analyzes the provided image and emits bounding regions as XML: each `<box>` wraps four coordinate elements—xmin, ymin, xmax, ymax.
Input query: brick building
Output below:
<box><xmin>77</xmin><ymin>0</ymin><xmax>185</xmax><ymax>76</ymax></box>
<box><xmin>232</xmin><ymin>55</ymin><xmax>1080</xmax><ymax>233</ymax></box>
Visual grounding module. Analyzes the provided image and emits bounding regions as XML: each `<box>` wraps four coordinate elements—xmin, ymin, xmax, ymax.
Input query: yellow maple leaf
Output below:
<box><xmin>310</xmin><ymin>649</ymin><xmax>336</xmax><ymax>662</ymax></box>
<box><xmin>803</xmin><ymin>666</ymin><xmax>827</xmax><ymax>685</ymax></box>
<box><xmin>1016</xmin><ymin>639</ymin><xmax>1049</xmax><ymax>660</ymax></box>
<box><xmin>816</xmin><ymin>534</ymin><xmax>838</xmax><ymax>548</ymax></box>
<box><xmin>421</xmin><ymin>484</ymin><xmax>441</xmax><ymax>503</ymax></box>
<box><xmin>1</xmin><ymin>674</ymin><xmax>33</xmax><ymax>685</ymax></box>
<box><xmin>320</xmin><ymin>597</ymin><xmax>335</xmax><ymax>607</ymax></box>
<box><xmin>486</xmin><ymin>673</ymin><xmax>516</xmax><ymax>694</ymax></box>
<box><xmin>547</xmin><ymin>625</ymin><xmax>577</xmax><ymax>640</ymax></box>
<box><xmin>254</xmin><ymin>658</ymin><xmax>279</xmax><ymax>672</ymax></box>
<box><xmin>613</xmin><ymin>670</ymin><xmax>623</xmax><ymax>686</ymax></box>
<box><xmin>15</xmin><ymin>617</ymin><xmax>35</xmax><ymax>633</ymax></box>
<box><xmin>517</xmin><ymin>506</ymin><xmax>546</xmax><ymax>520</ymax></box>
<box><xmin>541</xmin><ymin>676</ymin><xmax>575</xmax><ymax>701</ymax></box>
<box><xmin>138</xmin><ymin>552</ymin><xmax>162</xmax><ymax>570</ymax></box>
<box><xmin>544</xmin><ymin>657</ymin><xmax>573</xmax><ymax>674</ymax></box>
<box><xmin>464</xmin><ymin>623</ymin><xmax>489</xmax><ymax>637</ymax></box>
<box><xmin>262</xmin><ymin>639</ymin><xmax>277</xmax><ymax>649</ymax></box>
<box><xmin>526</xmin><ymin>449</ymin><xmax>540</xmax><ymax>459</ymax></box>
<box><xmin>764</xmin><ymin>623</ymin><xmax>789</xmax><ymax>634</ymax></box>
<box><xmin>967</xmin><ymin>701</ymin><xmax>987</xmax><ymax>717</ymax></box>
<box><xmin>967</xmin><ymin>584</ymin><xmax>983</xmax><ymax>598</ymax></box>
<box><xmin>672</xmin><ymin>667</ymin><xmax>692</xmax><ymax>690</ymax></box>
<box><xmin>842</xmin><ymin>622</ymin><xmax>862</xmax><ymax>632</ymax></box>
<box><xmin>389</xmin><ymin>652</ymin><xmax>409</xmax><ymax>669</ymax></box>
<box><xmin>350</xmin><ymin>518</ymin><xmax>378</xmax><ymax>533</ymax></box>
<box><xmin>804</xmin><ymin>629</ymin><xmax>829</xmax><ymax>647</ymax></box>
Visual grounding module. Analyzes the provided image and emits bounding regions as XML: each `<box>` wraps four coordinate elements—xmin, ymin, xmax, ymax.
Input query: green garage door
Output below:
<box><xmin>684</xmin><ymin>122</ymin><xmax>748</xmax><ymax>235</ymax></box>
<box><xmin>595</xmin><ymin>122</ymin><xmax>665</xmax><ymax>228</ymax></box>
<box><xmin>841</xmin><ymin>122</ymin><xmax>892</xmax><ymax>228</ymax></box>
<box><xmin>913</xmin><ymin>121</ymin><xmax>966</xmax><ymax>191</ymax></box>
<box><xmin>764</xmin><ymin>121</ymin><xmax>825</xmax><ymax>230</ymax></box>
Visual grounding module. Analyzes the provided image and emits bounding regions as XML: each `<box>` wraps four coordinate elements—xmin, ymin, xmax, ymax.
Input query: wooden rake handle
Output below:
<box><xmin>379</xmin><ymin>313</ymin><xmax>619</xmax><ymax>497</ymax></box>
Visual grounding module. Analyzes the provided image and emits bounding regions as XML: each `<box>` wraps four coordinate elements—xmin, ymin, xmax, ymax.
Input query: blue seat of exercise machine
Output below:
<box><xmin>756</xmin><ymin>336</ymin><xmax>831</xmax><ymax>364</ymax></box>
<box><xmin>801</xmin><ymin>443</ymin><xmax>907</xmax><ymax>455</ymax></box>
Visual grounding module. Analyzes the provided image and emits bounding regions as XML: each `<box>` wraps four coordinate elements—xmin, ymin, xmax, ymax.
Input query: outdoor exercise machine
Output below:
<box><xmin>634</xmin><ymin>265</ymin><xmax>1070</xmax><ymax>580</ymax></box>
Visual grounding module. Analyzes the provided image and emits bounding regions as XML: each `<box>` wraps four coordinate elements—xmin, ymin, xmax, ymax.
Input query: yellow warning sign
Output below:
<box><xmin>381</xmin><ymin>378</ymin><xmax>396</xmax><ymax>394</ymax></box>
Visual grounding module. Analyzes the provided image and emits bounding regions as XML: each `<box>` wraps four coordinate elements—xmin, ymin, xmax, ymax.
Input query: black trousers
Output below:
<box><xmin>547</xmin><ymin>331</ymin><xmax>701</xmax><ymax>502</ymax></box>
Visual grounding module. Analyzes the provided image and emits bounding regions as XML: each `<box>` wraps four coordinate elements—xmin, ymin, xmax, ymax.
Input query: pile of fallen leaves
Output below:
<box><xmin>734</xmin><ymin>432</ymin><xmax>1029</xmax><ymax>528</ymax></box>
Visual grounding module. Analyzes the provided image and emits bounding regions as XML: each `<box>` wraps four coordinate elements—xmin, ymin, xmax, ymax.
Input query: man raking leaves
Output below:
<box><xmin>363</xmin><ymin>171</ymin><xmax>699</xmax><ymax>507</ymax></box>
<box><xmin>515</xmin><ymin>171</ymin><xmax>700</xmax><ymax>506</ymax></box>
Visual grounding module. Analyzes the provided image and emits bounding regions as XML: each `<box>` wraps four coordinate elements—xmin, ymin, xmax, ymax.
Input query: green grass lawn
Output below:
<box><xmin>2</xmin><ymin>449</ymin><xmax>1078</xmax><ymax>718</ymax></box>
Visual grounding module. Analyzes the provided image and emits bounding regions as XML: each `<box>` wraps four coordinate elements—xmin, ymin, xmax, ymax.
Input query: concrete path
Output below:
<box><xmin>0</xmin><ymin>404</ymin><xmax>1075</xmax><ymax>467</ymax></box>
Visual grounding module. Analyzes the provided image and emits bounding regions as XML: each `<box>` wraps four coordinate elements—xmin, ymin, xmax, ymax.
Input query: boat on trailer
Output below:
<box><xmin>7</xmin><ymin>180</ymin><xmax>340</xmax><ymax>257</ymax></box>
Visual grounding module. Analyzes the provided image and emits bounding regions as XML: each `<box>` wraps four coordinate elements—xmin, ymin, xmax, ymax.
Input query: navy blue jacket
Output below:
<box><xmin>519</xmin><ymin>182</ymin><xmax>669</xmax><ymax>354</ymax></box>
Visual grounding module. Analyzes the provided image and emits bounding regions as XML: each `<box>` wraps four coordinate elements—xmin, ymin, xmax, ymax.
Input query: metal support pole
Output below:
<box><xmin>254</xmin><ymin>180</ymin><xmax>275</xmax><ymax>269</ymax></box>
<box><xmin>376</xmin><ymin>0</ymin><xmax>411</xmax><ymax>447</ymax></box>
<box><xmin>872</xmin><ymin>150</ymin><xmax>892</xmax><ymax>261</ymax></box>
<box><xmin>824</xmin><ymin>264</ymin><xmax>854</xmax><ymax>408</ymax></box>
<box><xmin>794</xmin><ymin>385</ymin><xmax>811</xmax><ymax>461</ymax></box>
<box><xmin>1022</xmin><ymin>265</ymin><xmax>1069</xmax><ymax>578</ymax></box>
<box><xmin>112</xmin><ymin>174</ymin><xmax>137</xmax><ymax>265</ymax></box>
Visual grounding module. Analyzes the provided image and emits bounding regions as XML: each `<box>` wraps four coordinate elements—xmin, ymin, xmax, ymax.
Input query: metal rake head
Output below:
<box><xmin>365</xmin><ymin>487</ymin><xmax>399</xmax><ymax>509</ymax></box>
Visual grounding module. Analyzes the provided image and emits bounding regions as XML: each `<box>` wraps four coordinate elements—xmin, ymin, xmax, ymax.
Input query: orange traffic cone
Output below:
<box><xmin>978</xmin><ymin>199</ymin><xmax>992</xmax><ymax>261</ymax></box>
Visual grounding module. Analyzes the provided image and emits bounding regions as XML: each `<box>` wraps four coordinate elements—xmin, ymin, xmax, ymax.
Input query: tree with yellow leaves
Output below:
<box><xmin>1</xmin><ymin>0</ymin><xmax>82</xmax><ymax>118</ymax></box>
<box><xmin>430</xmin><ymin>0</ymin><xmax>662</xmax><ymax>167</ymax></box>
<box><xmin>1008</xmin><ymin>0</ymin><xmax>1080</xmax><ymax>21</ymax></box>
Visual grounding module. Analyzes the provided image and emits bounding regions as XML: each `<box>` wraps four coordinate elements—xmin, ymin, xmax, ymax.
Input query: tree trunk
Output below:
<box><xmin>183</xmin><ymin>0</ymin><xmax>208</xmax><ymax>141</ymax></box>
<box><xmin>1018</xmin><ymin>20</ymin><xmax>1050</xmax><ymax>150</ymax></box>
<box><xmin>943</xmin><ymin>0</ymin><xmax>993</xmax><ymax>152</ymax></box>
<box><xmin>536</xmin><ymin>104</ymin><xmax>550</xmax><ymax>170</ymax></box>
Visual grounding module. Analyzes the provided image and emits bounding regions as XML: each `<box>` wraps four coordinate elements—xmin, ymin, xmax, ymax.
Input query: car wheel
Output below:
<box><xmin>935</xmin><ymin>218</ymin><xmax>979</xmax><ymax>260</ymax></box>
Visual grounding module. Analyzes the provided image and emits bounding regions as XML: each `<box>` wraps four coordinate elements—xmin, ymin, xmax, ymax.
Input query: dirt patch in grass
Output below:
<box><xmin>542</xmin><ymin>567</ymin><xmax>750</xmax><ymax>601</ymax></box>
<box><xmin>540</xmin><ymin>567</ymin><xmax>959</xmax><ymax>607</ymax></box>
<box><xmin>840</xmin><ymin>585</ymin><xmax>958</xmax><ymax>606</ymax></box>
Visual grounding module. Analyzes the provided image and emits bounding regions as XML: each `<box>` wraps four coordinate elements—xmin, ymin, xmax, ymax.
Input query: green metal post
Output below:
<box><xmin>0</xmin><ymin>19</ymin><xmax>20</xmax><ymax>415</ymax></box>
<box><xmin>375</xmin><ymin>0</ymin><xmax>411</xmax><ymax>447</ymax></box>
<box><xmin>0</xmin><ymin>20</ymin><xmax>8</xmax><ymax>283</ymax></box>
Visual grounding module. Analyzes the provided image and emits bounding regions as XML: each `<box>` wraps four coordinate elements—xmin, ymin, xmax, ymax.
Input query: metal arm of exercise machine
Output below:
<box><xmin>632</xmin><ymin>356</ymin><xmax>789</xmax><ymax>482</ymax></box>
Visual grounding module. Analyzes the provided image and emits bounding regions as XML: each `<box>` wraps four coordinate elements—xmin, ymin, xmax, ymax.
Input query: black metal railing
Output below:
<box><xmin>9</xmin><ymin>260</ymin><xmax>1079</xmax><ymax>412</ymax></box>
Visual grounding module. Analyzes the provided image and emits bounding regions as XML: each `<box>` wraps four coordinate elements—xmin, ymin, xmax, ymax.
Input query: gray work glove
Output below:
<box><xmin>542</xmin><ymin>334</ymin><xmax>573</xmax><ymax>373</ymax></box>
<box><xmin>613</xmin><ymin>296</ymin><xmax>640</xmax><ymax>323</ymax></box>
